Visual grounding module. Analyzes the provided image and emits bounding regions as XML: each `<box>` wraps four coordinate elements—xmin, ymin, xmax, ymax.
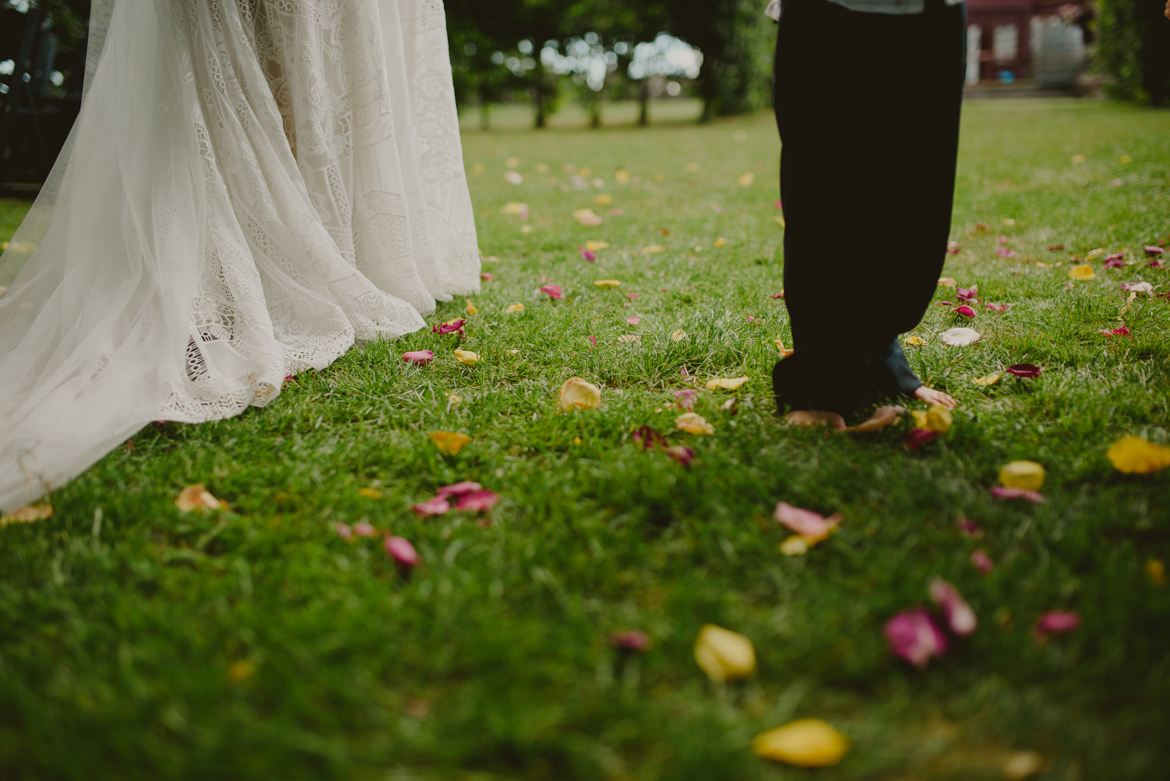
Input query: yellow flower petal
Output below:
<box><xmin>779</xmin><ymin>535</ymin><xmax>810</xmax><ymax>556</ymax></box>
<box><xmin>752</xmin><ymin>719</ymin><xmax>849</xmax><ymax>768</ymax></box>
<box><xmin>671</xmin><ymin>329</ymin><xmax>688</xmax><ymax>342</ymax></box>
<box><xmin>358</xmin><ymin>487</ymin><xmax>383</xmax><ymax>499</ymax></box>
<box><xmin>505</xmin><ymin>303</ymin><xmax>525</xmax><ymax>313</ymax></box>
<box><xmin>706</xmin><ymin>376</ymin><xmax>749</xmax><ymax>391</ymax></box>
<box><xmin>714</xmin><ymin>238</ymin><xmax>726</xmax><ymax>248</ymax></box>
<box><xmin>429</xmin><ymin>431</ymin><xmax>471</xmax><ymax>456</ymax></box>
<box><xmin>642</xmin><ymin>244</ymin><xmax>665</xmax><ymax>254</ymax></box>
<box><xmin>676</xmin><ymin>412</ymin><xmax>715</xmax><ymax>435</ymax></box>
<box><xmin>175</xmin><ymin>484</ymin><xmax>224</xmax><ymax>513</ymax></box>
<box><xmin>921</xmin><ymin>404</ymin><xmax>953</xmax><ymax>434</ymax></box>
<box><xmin>465</xmin><ymin>299</ymin><xmax>478</xmax><ymax>315</ymax></box>
<box><xmin>1146</xmin><ymin>558</ymin><xmax>1166</xmax><ymax>587</ymax></box>
<box><xmin>559</xmin><ymin>377</ymin><xmax>601</xmax><ymax>413</ymax></box>
<box><xmin>738</xmin><ymin>172</ymin><xmax>755</xmax><ymax>186</ymax></box>
<box><xmin>594</xmin><ymin>280</ymin><xmax>621</xmax><ymax>287</ymax></box>
<box><xmin>594</xmin><ymin>194</ymin><xmax>613</xmax><ymax>206</ymax></box>
<box><xmin>615</xmin><ymin>168</ymin><xmax>630</xmax><ymax>184</ymax></box>
<box><xmin>228</xmin><ymin>660</ymin><xmax>257</xmax><ymax>683</ymax></box>
<box><xmin>693</xmin><ymin>624</ymin><xmax>756</xmax><ymax>682</ymax></box>
<box><xmin>501</xmin><ymin>201</ymin><xmax>528</xmax><ymax>215</ymax></box>
<box><xmin>1068</xmin><ymin>264</ymin><xmax>1095</xmax><ymax>280</ymax></box>
<box><xmin>775</xmin><ymin>216</ymin><xmax>785</xmax><ymax>228</ymax></box>
<box><xmin>905</xmin><ymin>335</ymin><xmax>926</xmax><ymax>346</ymax></box>
<box><xmin>584</xmin><ymin>240</ymin><xmax>609</xmax><ymax>251</ymax></box>
<box><xmin>999</xmin><ymin>460</ymin><xmax>1046</xmax><ymax>490</ymax></box>
<box><xmin>454</xmin><ymin>349</ymin><xmax>479</xmax><ymax>366</ymax></box>
<box><xmin>1106</xmin><ymin>436</ymin><xmax>1170</xmax><ymax>474</ymax></box>
<box><xmin>0</xmin><ymin>504</ymin><xmax>53</xmax><ymax>527</ymax></box>
<box><xmin>974</xmin><ymin>372</ymin><xmax>1003</xmax><ymax>386</ymax></box>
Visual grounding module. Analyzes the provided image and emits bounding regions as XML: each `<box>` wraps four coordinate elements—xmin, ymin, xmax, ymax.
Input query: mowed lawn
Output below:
<box><xmin>1</xmin><ymin>98</ymin><xmax>1168</xmax><ymax>780</ymax></box>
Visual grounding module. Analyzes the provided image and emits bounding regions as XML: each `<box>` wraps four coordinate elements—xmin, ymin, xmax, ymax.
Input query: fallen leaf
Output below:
<box><xmin>929</xmin><ymin>578</ymin><xmax>977</xmax><ymax>635</ymax></box>
<box><xmin>785</xmin><ymin>410</ymin><xmax>846</xmax><ymax>430</ymax></box>
<box><xmin>676</xmin><ymin>412</ymin><xmax>715</xmax><ymax>435</ymax></box>
<box><xmin>752</xmin><ymin>719</ymin><xmax>849</xmax><ymax>768</ymax></box>
<box><xmin>455</xmin><ymin>489</ymin><xmax>500</xmax><ymax>512</ymax></box>
<box><xmin>0</xmin><ymin>504</ymin><xmax>53</xmax><ymax>526</ymax></box>
<box><xmin>693</xmin><ymin>624</ymin><xmax>756</xmax><ymax>682</ymax></box>
<box><xmin>559</xmin><ymin>377</ymin><xmax>602</xmax><ymax>412</ymax></box>
<box><xmin>1006</xmin><ymin>363</ymin><xmax>1042</xmax><ymax>378</ymax></box>
<box><xmin>412</xmin><ymin>497</ymin><xmax>451</xmax><ymax>517</ymax></box>
<box><xmin>706</xmin><ymin>376</ymin><xmax>749</xmax><ymax>391</ymax></box>
<box><xmin>175</xmin><ymin>484</ymin><xmax>223</xmax><ymax>513</ymax></box>
<box><xmin>973</xmin><ymin>372</ymin><xmax>1003</xmax><ymax>386</ymax></box>
<box><xmin>429</xmin><ymin>431</ymin><xmax>471</xmax><ymax>455</ymax></box>
<box><xmin>774</xmin><ymin>502</ymin><xmax>841</xmax><ymax>542</ymax></box>
<box><xmin>505</xmin><ymin>303</ymin><xmax>525</xmax><ymax>313</ymax></box>
<box><xmin>358</xmin><ymin>487</ymin><xmax>383</xmax><ymax>500</ymax></box>
<box><xmin>1106</xmin><ymin>436</ymin><xmax>1170</xmax><ymax>474</ymax></box>
<box><xmin>845</xmin><ymin>405</ymin><xmax>905</xmax><ymax>433</ymax></box>
<box><xmin>971</xmin><ymin>549</ymin><xmax>994</xmax><ymax>573</ymax></box>
<box><xmin>454</xmin><ymin>349</ymin><xmax>479</xmax><ymax>366</ymax></box>
<box><xmin>885</xmin><ymin>608</ymin><xmax>948</xmax><ymax>668</ymax></box>
<box><xmin>594</xmin><ymin>279</ymin><xmax>621</xmax><ymax>287</ymax></box>
<box><xmin>990</xmin><ymin>486</ymin><xmax>1045</xmax><ymax>503</ymax></box>
<box><xmin>385</xmin><ymin>536</ymin><xmax>421</xmax><ymax>568</ymax></box>
<box><xmin>1068</xmin><ymin>264</ymin><xmax>1095</xmax><ymax>280</ymax></box>
<box><xmin>540</xmin><ymin>284</ymin><xmax>564</xmax><ymax>300</ymax></box>
<box><xmin>940</xmin><ymin>327</ymin><xmax>981</xmax><ymax>346</ymax></box>
<box><xmin>403</xmin><ymin>350</ymin><xmax>435</xmax><ymax>365</ymax></box>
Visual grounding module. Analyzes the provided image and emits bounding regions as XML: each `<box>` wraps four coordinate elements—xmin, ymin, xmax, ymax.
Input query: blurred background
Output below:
<box><xmin>0</xmin><ymin>0</ymin><xmax>1167</xmax><ymax>194</ymax></box>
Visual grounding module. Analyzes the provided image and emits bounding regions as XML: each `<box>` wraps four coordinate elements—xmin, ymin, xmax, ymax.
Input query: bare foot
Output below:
<box><xmin>915</xmin><ymin>386</ymin><xmax>957</xmax><ymax>409</ymax></box>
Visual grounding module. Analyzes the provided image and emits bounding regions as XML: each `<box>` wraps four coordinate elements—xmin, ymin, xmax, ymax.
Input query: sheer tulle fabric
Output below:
<box><xmin>0</xmin><ymin>0</ymin><xmax>479</xmax><ymax>511</ymax></box>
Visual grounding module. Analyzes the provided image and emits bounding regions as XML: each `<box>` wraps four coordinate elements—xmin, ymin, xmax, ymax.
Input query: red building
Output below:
<box><xmin>966</xmin><ymin>0</ymin><xmax>1088</xmax><ymax>83</ymax></box>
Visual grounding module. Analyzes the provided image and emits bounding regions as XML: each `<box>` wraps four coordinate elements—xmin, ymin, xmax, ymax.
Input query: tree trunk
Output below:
<box><xmin>479</xmin><ymin>100</ymin><xmax>490</xmax><ymax>132</ymax></box>
<box><xmin>590</xmin><ymin>104</ymin><xmax>602</xmax><ymax>129</ymax></box>
<box><xmin>535</xmin><ymin>91</ymin><xmax>546</xmax><ymax>129</ymax></box>
<box><xmin>638</xmin><ymin>81</ymin><xmax>650</xmax><ymax>127</ymax></box>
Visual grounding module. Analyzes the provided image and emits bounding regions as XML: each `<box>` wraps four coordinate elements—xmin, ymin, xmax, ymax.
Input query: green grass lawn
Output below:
<box><xmin>1</xmin><ymin>98</ymin><xmax>1168</xmax><ymax>780</ymax></box>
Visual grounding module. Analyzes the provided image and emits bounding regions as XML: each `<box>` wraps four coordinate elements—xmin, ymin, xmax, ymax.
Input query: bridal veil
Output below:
<box><xmin>0</xmin><ymin>0</ymin><xmax>479</xmax><ymax>511</ymax></box>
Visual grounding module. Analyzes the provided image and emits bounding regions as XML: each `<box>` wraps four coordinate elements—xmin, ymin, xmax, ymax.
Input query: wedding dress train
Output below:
<box><xmin>0</xmin><ymin>0</ymin><xmax>479</xmax><ymax>511</ymax></box>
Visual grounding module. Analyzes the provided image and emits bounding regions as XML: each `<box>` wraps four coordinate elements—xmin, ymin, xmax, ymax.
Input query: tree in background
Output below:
<box><xmin>1097</xmin><ymin>0</ymin><xmax>1170</xmax><ymax>105</ymax></box>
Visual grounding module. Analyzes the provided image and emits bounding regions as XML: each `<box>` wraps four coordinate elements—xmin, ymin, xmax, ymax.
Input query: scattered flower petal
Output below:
<box><xmin>429</xmin><ymin>431</ymin><xmax>471</xmax><ymax>455</ymax></box>
<box><xmin>353</xmin><ymin>521</ymin><xmax>377</xmax><ymax>537</ymax></box>
<box><xmin>738</xmin><ymin>172</ymin><xmax>755</xmax><ymax>186</ymax></box>
<box><xmin>1035</xmin><ymin>611</ymin><xmax>1080</xmax><ymax>635</ymax></box>
<box><xmin>779</xmin><ymin>535</ymin><xmax>810</xmax><ymax>556</ymax></box>
<box><xmin>504</xmin><ymin>171</ymin><xmax>523</xmax><ymax>185</ymax></box>
<box><xmin>454</xmin><ymin>349</ymin><xmax>479</xmax><ymax>366</ymax></box>
<box><xmin>1100</xmin><ymin>326</ymin><xmax>1130</xmax><ymax>337</ymax></box>
<box><xmin>1068</xmin><ymin>264</ymin><xmax>1095</xmax><ymax>280</ymax></box>
<box><xmin>1146</xmin><ymin>558</ymin><xmax>1166</xmax><ymax>587</ymax></box>
<box><xmin>358</xmin><ymin>487</ymin><xmax>383</xmax><ymax>500</ymax></box>
<box><xmin>971</xmin><ymin>549</ymin><xmax>993</xmax><ymax>573</ymax></box>
<box><xmin>1004</xmin><ymin>751</ymin><xmax>1046</xmax><ymax>779</ymax></box>
<box><xmin>465</xmin><ymin>299</ymin><xmax>478</xmax><ymax>315</ymax></box>
<box><xmin>673</xmin><ymin>389</ymin><xmax>698</xmax><ymax>410</ymax></box>
<box><xmin>403</xmin><ymin>350</ymin><xmax>435</xmax><ymax>365</ymax></box>
<box><xmin>609</xmin><ymin>631</ymin><xmax>651</xmax><ymax>651</ymax></box>
<box><xmin>752</xmin><ymin>719</ymin><xmax>849</xmax><ymax>768</ymax></box>
<box><xmin>664</xmin><ymin>445</ymin><xmax>696</xmax><ymax>467</ymax></box>
<box><xmin>995</xmin><ymin>248</ymin><xmax>1018</xmax><ymax>258</ymax></box>
<box><xmin>585</xmin><ymin>240</ymin><xmax>609</xmax><ymax>252</ymax></box>
<box><xmin>385</xmin><ymin>536</ymin><xmax>421</xmax><ymax>568</ymax></box>
<box><xmin>559</xmin><ymin>377</ymin><xmax>602</xmax><ymax>412</ymax></box>
<box><xmin>885</xmin><ymin>608</ymin><xmax>949</xmax><ymax>668</ymax></box>
<box><xmin>990</xmin><ymin>486</ymin><xmax>1045</xmax><ymax>503</ymax></box>
<box><xmin>984</xmin><ymin>302</ymin><xmax>1010</xmax><ymax>312</ymax></box>
<box><xmin>579</xmin><ymin>246</ymin><xmax>597</xmax><ymax>262</ymax></box>
<box><xmin>929</xmin><ymin>578</ymin><xmax>977</xmax><ymax>636</ymax></box>
<box><xmin>642</xmin><ymin>244</ymin><xmax>666</xmax><ymax>254</ymax></box>
<box><xmin>676</xmin><ymin>412</ymin><xmax>715</xmax><ymax>435</ymax></box>
<box><xmin>911</xmin><ymin>404</ymin><xmax>953</xmax><ymax>434</ymax></box>
<box><xmin>1047</xmin><ymin>244</ymin><xmax>1064</xmax><ymax>251</ymax></box>
<box><xmin>705</xmin><ymin>376</ymin><xmax>749</xmax><ymax>391</ymax></box>
<box><xmin>904</xmin><ymin>429</ymin><xmax>939</xmax><ymax>450</ymax></box>
<box><xmin>573</xmin><ymin>208</ymin><xmax>603</xmax><ymax>226</ymax></box>
<box><xmin>540</xmin><ymin>284</ymin><xmax>564</xmax><ymax>300</ymax></box>
<box><xmin>455</xmin><ymin>489</ymin><xmax>500</xmax><ymax>512</ymax></box>
<box><xmin>693</xmin><ymin>624</ymin><xmax>756</xmax><ymax>682</ymax></box>
<box><xmin>714</xmin><ymin>238</ymin><xmax>726</xmax><ymax>248</ymax></box>
<box><xmin>594</xmin><ymin>279</ymin><xmax>621</xmax><ymax>287</ymax></box>
<box><xmin>633</xmin><ymin>426</ymin><xmax>669</xmax><ymax>451</ymax></box>
<box><xmin>973</xmin><ymin>372</ymin><xmax>1003</xmax><ymax>386</ymax></box>
<box><xmin>905</xmin><ymin>335</ymin><xmax>926</xmax><ymax>346</ymax></box>
<box><xmin>412</xmin><ymin>497</ymin><xmax>452</xmax><ymax>517</ymax></box>
<box><xmin>505</xmin><ymin>303</ymin><xmax>525</xmax><ymax>313</ymax></box>
<box><xmin>956</xmin><ymin>519</ymin><xmax>984</xmax><ymax>538</ymax></box>
<box><xmin>1107</xmin><ymin>436</ymin><xmax>1170</xmax><ymax>474</ymax></box>
<box><xmin>1120</xmin><ymin>281</ymin><xmax>1153</xmax><ymax>295</ymax></box>
<box><xmin>587</xmin><ymin>335</ymin><xmax>597</xmax><ymax>348</ymax></box>
<box><xmin>1006</xmin><ymin>363</ymin><xmax>1042</xmax><ymax>378</ymax></box>
<box><xmin>501</xmin><ymin>201</ymin><xmax>529</xmax><ymax>217</ymax></box>
<box><xmin>999</xmin><ymin>460</ymin><xmax>1045</xmax><ymax>490</ymax></box>
<box><xmin>671</xmin><ymin>329</ymin><xmax>688</xmax><ymax>342</ymax></box>
<box><xmin>437</xmin><ymin>482</ymin><xmax>482</xmax><ymax>499</ymax></box>
<box><xmin>617</xmin><ymin>334</ymin><xmax>640</xmax><ymax>345</ymax></box>
<box><xmin>956</xmin><ymin>285</ymin><xmax>979</xmax><ymax>302</ymax></box>
<box><xmin>774</xmin><ymin>502</ymin><xmax>841</xmax><ymax>542</ymax></box>
<box><xmin>175</xmin><ymin>484</ymin><xmax>223</xmax><ymax>513</ymax></box>
<box><xmin>334</xmin><ymin>522</ymin><xmax>353</xmax><ymax>539</ymax></box>
<box><xmin>1144</xmin><ymin>245</ymin><xmax>1165</xmax><ymax>257</ymax></box>
<box><xmin>432</xmin><ymin>318</ymin><xmax>466</xmax><ymax>336</ymax></box>
<box><xmin>627</xmin><ymin>316</ymin><xmax>640</xmax><ymax>326</ymax></box>
<box><xmin>940</xmin><ymin>327</ymin><xmax>981</xmax><ymax>346</ymax></box>
<box><xmin>774</xmin><ymin>334</ymin><xmax>795</xmax><ymax>356</ymax></box>
<box><xmin>785</xmin><ymin>410</ymin><xmax>846</xmax><ymax>430</ymax></box>
<box><xmin>937</xmin><ymin>277</ymin><xmax>957</xmax><ymax>287</ymax></box>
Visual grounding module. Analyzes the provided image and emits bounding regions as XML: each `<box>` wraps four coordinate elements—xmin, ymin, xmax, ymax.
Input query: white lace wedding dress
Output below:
<box><xmin>0</xmin><ymin>0</ymin><xmax>479</xmax><ymax>512</ymax></box>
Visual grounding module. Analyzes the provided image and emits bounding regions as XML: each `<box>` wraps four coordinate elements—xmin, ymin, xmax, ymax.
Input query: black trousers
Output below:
<box><xmin>771</xmin><ymin>0</ymin><xmax>966</xmax><ymax>414</ymax></box>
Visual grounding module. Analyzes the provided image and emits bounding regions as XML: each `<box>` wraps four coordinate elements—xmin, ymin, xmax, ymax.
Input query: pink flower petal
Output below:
<box><xmin>955</xmin><ymin>305</ymin><xmax>976</xmax><ymax>318</ymax></box>
<box><xmin>633</xmin><ymin>425</ymin><xmax>668</xmax><ymax>451</ymax></box>
<box><xmin>990</xmin><ymin>486</ymin><xmax>1045</xmax><ymax>503</ymax></box>
<box><xmin>402</xmin><ymin>350</ymin><xmax>435</xmax><ymax>365</ymax></box>
<box><xmin>1006</xmin><ymin>363</ymin><xmax>1042</xmax><ymax>378</ymax></box>
<box><xmin>454</xmin><ymin>489</ymin><xmax>500</xmax><ymax>512</ymax></box>
<box><xmin>627</xmin><ymin>293</ymin><xmax>641</xmax><ymax>301</ymax></box>
<box><xmin>432</xmin><ymin>319</ymin><xmax>466</xmax><ymax>335</ymax></box>
<box><xmin>1100</xmin><ymin>326</ymin><xmax>1131</xmax><ymax>337</ymax></box>
<box><xmin>353</xmin><ymin>521</ymin><xmax>378</xmax><ymax>538</ymax></box>
<box><xmin>673</xmin><ymin>389</ymin><xmax>698</xmax><ymax>410</ymax></box>
<box><xmin>627</xmin><ymin>316</ymin><xmax>640</xmax><ymax>326</ymax></box>
<box><xmin>984</xmin><ymin>302</ymin><xmax>1010</xmax><ymax>312</ymax></box>
<box><xmin>436</xmin><ymin>481</ymin><xmax>483</xmax><ymax>500</ymax></box>
<box><xmin>480</xmin><ymin>273</ymin><xmax>494</xmax><ymax>281</ymax></box>
<box><xmin>664</xmin><ymin>445</ymin><xmax>696</xmax><ymax>467</ymax></box>
<box><xmin>773</xmin><ymin>200</ymin><xmax>783</xmax><ymax>210</ymax></box>
<box><xmin>998</xmin><ymin>236</ymin><xmax>1009</xmax><ymax>245</ymax></box>
<box><xmin>904</xmin><ymin>429</ymin><xmax>940</xmax><ymax>450</ymax></box>
<box><xmin>1149</xmin><ymin>259</ymin><xmax>1165</xmax><ymax>269</ymax></box>
<box><xmin>541</xmin><ymin>284</ymin><xmax>565</xmax><ymax>300</ymax></box>
<box><xmin>956</xmin><ymin>519</ymin><xmax>984</xmax><ymax>538</ymax></box>
<box><xmin>588</xmin><ymin>335</ymin><xmax>598</xmax><ymax>348</ymax></box>
<box><xmin>971</xmin><ymin>549</ymin><xmax>993</xmax><ymax>573</ymax></box>
<box><xmin>580</xmin><ymin>246</ymin><xmax>597</xmax><ymax>262</ymax></box>
<box><xmin>335</xmin><ymin>522</ymin><xmax>353</xmax><ymax>539</ymax></box>
<box><xmin>1036</xmin><ymin>611</ymin><xmax>1080</xmax><ymax>634</ymax></box>
<box><xmin>995</xmin><ymin>248</ymin><xmax>1017</xmax><ymax>258</ymax></box>
<box><xmin>1144</xmin><ymin>245</ymin><xmax>1165</xmax><ymax>257</ymax></box>
<box><xmin>385</xmin><ymin>536</ymin><xmax>420</xmax><ymax>568</ymax></box>
<box><xmin>412</xmin><ymin>497</ymin><xmax>452</xmax><ymax>517</ymax></box>
<box><xmin>947</xmin><ymin>241</ymin><xmax>961</xmax><ymax>255</ymax></box>
<box><xmin>928</xmin><ymin>578</ymin><xmax>978</xmax><ymax>636</ymax></box>
<box><xmin>956</xmin><ymin>285</ymin><xmax>979</xmax><ymax>302</ymax></box>
<box><xmin>885</xmin><ymin>608</ymin><xmax>949</xmax><ymax>668</ymax></box>
<box><xmin>770</xmin><ymin>292</ymin><xmax>784</xmax><ymax>299</ymax></box>
<box><xmin>975</xmin><ymin>222</ymin><xmax>988</xmax><ymax>230</ymax></box>
<box><xmin>774</xmin><ymin>502</ymin><xmax>839</xmax><ymax>540</ymax></box>
<box><xmin>610</xmin><ymin>630</ymin><xmax>652</xmax><ymax>651</ymax></box>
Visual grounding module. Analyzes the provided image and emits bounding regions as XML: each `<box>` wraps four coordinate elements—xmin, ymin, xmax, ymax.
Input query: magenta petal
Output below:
<box><xmin>436</xmin><ymin>481</ymin><xmax>482</xmax><ymax>500</ymax></box>
<box><xmin>1144</xmin><ymin>245</ymin><xmax>1165</xmax><ymax>257</ymax></box>
<box><xmin>955</xmin><ymin>519</ymin><xmax>984</xmax><ymax>538</ymax></box>
<box><xmin>385</xmin><ymin>536</ymin><xmax>420</xmax><ymax>568</ymax></box>
<box><xmin>580</xmin><ymin>246</ymin><xmax>597</xmax><ymax>262</ymax></box>
<box><xmin>774</xmin><ymin>501</ymin><xmax>836</xmax><ymax>538</ymax></box>
<box><xmin>402</xmin><ymin>350</ymin><xmax>435</xmax><ymax>365</ymax></box>
<box><xmin>990</xmin><ymin>486</ymin><xmax>1045</xmax><ymax>503</ymax></box>
<box><xmin>609</xmin><ymin>630</ymin><xmax>652</xmax><ymax>651</ymax></box>
<box><xmin>335</xmin><ymin>522</ymin><xmax>353</xmax><ymax>539</ymax></box>
<box><xmin>633</xmin><ymin>426</ymin><xmax>668</xmax><ymax>451</ymax></box>
<box><xmin>541</xmin><ymin>284</ymin><xmax>565</xmax><ymax>300</ymax></box>
<box><xmin>1036</xmin><ymin>611</ymin><xmax>1080</xmax><ymax>634</ymax></box>
<box><xmin>432</xmin><ymin>319</ymin><xmax>466</xmax><ymax>335</ymax></box>
<box><xmin>885</xmin><ymin>608</ymin><xmax>949</xmax><ymax>668</ymax></box>
<box><xmin>928</xmin><ymin>578</ymin><xmax>978</xmax><ymax>636</ymax></box>
<box><xmin>770</xmin><ymin>292</ymin><xmax>784</xmax><ymax>300</ymax></box>
<box><xmin>955</xmin><ymin>305</ymin><xmax>976</xmax><ymax>318</ymax></box>
<box><xmin>664</xmin><ymin>445</ymin><xmax>696</xmax><ymax>467</ymax></box>
<box><xmin>454</xmin><ymin>489</ymin><xmax>500</xmax><ymax>512</ymax></box>
<box><xmin>984</xmin><ymin>302</ymin><xmax>1009</xmax><ymax>312</ymax></box>
<box><xmin>904</xmin><ymin>429</ymin><xmax>940</xmax><ymax>450</ymax></box>
<box><xmin>956</xmin><ymin>285</ymin><xmax>978</xmax><ymax>301</ymax></box>
<box><xmin>412</xmin><ymin>497</ymin><xmax>452</xmax><ymax>517</ymax></box>
<box><xmin>627</xmin><ymin>293</ymin><xmax>641</xmax><ymax>301</ymax></box>
<box><xmin>971</xmin><ymin>549</ymin><xmax>994</xmax><ymax>573</ymax></box>
<box><xmin>1006</xmin><ymin>363</ymin><xmax>1042</xmax><ymax>378</ymax></box>
<box><xmin>673</xmin><ymin>389</ymin><xmax>698</xmax><ymax>410</ymax></box>
<box><xmin>353</xmin><ymin>521</ymin><xmax>378</xmax><ymax>538</ymax></box>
